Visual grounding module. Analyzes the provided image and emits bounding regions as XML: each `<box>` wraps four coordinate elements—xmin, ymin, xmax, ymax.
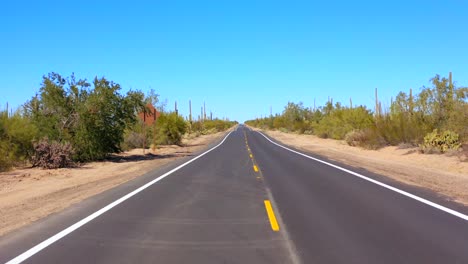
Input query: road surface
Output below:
<box><xmin>1</xmin><ymin>125</ymin><xmax>467</xmax><ymax>263</ymax></box>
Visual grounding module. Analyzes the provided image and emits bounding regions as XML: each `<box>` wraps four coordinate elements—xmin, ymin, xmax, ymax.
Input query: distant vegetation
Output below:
<box><xmin>246</xmin><ymin>74</ymin><xmax>467</xmax><ymax>153</ymax></box>
<box><xmin>121</xmin><ymin>113</ymin><xmax>237</xmax><ymax>150</ymax></box>
<box><xmin>0</xmin><ymin>72</ymin><xmax>236</xmax><ymax>171</ymax></box>
<box><xmin>190</xmin><ymin>119</ymin><xmax>238</xmax><ymax>136</ymax></box>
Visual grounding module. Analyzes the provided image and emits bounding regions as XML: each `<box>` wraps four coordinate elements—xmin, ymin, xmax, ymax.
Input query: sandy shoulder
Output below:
<box><xmin>0</xmin><ymin>131</ymin><xmax>228</xmax><ymax>237</ymax></box>
<box><xmin>254</xmin><ymin>128</ymin><xmax>468</xmax><ymax>206</ymax></box>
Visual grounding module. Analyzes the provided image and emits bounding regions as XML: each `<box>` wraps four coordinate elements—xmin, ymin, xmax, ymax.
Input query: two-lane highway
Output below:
<box><xmin>1</xmin><ymin>125</ymin><xmax>467</xmax><ymax>263</ymax></box>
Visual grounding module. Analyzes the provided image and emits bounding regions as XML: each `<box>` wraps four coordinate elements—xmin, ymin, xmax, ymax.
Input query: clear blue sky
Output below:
<box><xmin>1</xmin><ymin>0</ymin><xmax>467</xmax><ymax>122</ymax></box>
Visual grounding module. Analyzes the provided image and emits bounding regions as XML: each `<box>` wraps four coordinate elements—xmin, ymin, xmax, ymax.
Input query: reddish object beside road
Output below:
<box><xmin>138</xmin><ymin>104</ymin><xmax>160</xmax><ymax>126</ymax></box>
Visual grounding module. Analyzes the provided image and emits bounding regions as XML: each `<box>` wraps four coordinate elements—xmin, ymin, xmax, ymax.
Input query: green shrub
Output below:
<box><xmin>444</xmin><ymin>102</ymin><xmax>468</xmax><ymax>143</ymax></box>
<box><xmin>419</xmin><ymin>129</ymin><xmax>461</xmax><ymax>153</ymax></box>
<box><xmin>190</xmin><ymin>119</ymin><xmax>237</xmax><ymax>135</ymax></box>
<box><xmin>273</xmin><ymin>116</ymin><xmax>287</xmax><ymax>130</ymax></box>
<box><xmin>121</xmin><ymin>120</ymin><xmax>153</xmax><ymax>151</ymax></box>
<box><xmin>203</xmin><ymin>119</ymin><xmax>237</xmax><ymax>132</ymax></box>
<box><xmin>345</xmin><ymin>130</ymin><xmax>366</xmax><ymax>146</ymax></box>
<box><xmin>314</xmin><ymin>106</ymin><xmax>374</xmax><ymax>139</ymax></box>
<box><xmin>0</xmin><ymin>110</ymin><xmax>38</xmax><ymax>171</ymax></box>
<box><xmin>374</xmin><ymin>114</ymin><xmax>430</xmax><ymax>146</ymax></box>
<box><xmin>153</xmin><ymin>113</ymin><xmax>187</xmax><ymax>145</ymax></box>
<box><xmin>202</xmin><ymin>128</ymin><xmax>218</xmax><ymax>135</ymax></box>
<box><xmin>24</xmin><ymin>73</ymin><xmax>146</xmax><ymax>161</ymax></box>
<box><xmin>345</xmin><ymin>129</ymin><xmax>386</xmax><ymax>150</ymax></box>
<box><xmin>190</xmin><ymin>120</ymin><xmax>203</xmax><ymax>133</ymax></box>
<box><xmin>0</xmin><ymin>141</ymin><xmax>15</xmax><ymax>171</ymax></box>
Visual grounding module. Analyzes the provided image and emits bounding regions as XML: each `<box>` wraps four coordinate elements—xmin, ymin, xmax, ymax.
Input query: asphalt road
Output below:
<box><xmin>1</xmin><ymin>125</ymin><xmax>468</xmax><ymax>263</ymax></box>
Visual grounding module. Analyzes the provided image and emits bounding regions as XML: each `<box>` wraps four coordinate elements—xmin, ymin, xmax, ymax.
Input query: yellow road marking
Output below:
<box><xmin>253</xmin><ymin>165</ymin><xmax>259</xmax><ymax>172</ymax></box>
<box><xmin>264</xmin><ymin>200</ymin><xmax>280</xmax><ymax>231</ymax></box>
<box><xmin>249</xmin><ymin>154</ymin><xmax>253</xmax><ymax>158</ymax></box>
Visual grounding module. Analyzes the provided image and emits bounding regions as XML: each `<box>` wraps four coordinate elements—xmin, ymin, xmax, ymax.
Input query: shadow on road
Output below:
<box><xmin>105</xmin><ymin>152</ymin><xmax>194</xmax><ymax>163</ymax></box>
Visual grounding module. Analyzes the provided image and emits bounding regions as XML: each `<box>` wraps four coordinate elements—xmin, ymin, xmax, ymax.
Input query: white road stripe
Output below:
<box><xmin>6</xmin><ymin>131</ymin><xmax>233</xmax><ymax>264</ymax></box>
<box><xmin>257</xmin><ymin>131</ymin><xmax>468</xmax><ymax>221</ymax></box>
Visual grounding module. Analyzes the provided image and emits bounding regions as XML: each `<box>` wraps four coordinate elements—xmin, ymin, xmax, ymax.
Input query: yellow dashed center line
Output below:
<box><xmin>245</xmin><ymin>131</ymin><xmax>278</xmax><ymax>231</ymax></box>
<box><xmin>264</xmin><ymin>200</ymin><xmax>280</xmax><ymax>231</ymax></box>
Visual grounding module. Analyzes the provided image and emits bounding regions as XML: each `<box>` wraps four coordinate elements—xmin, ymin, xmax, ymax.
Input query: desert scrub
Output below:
<box><xmin>31</xmin><ymin>138</ymin><xmax>74</xmax><ymax>169</ymax></box>
<box><xmin>153</xmin><ymin>112</ymin><xmax>187</xmax><ymax>146</ymax></box>
<box><xmin>345</xmin><ymin>129</ymin><xmax>386</xmax><ymax>150</ymax></box>
<box><xmin>419</xmin><ymin>129</ymin><xmax>461</xmax><ymax>154</ymax></box>
<box><xmin>201</xmin><ymin>128</ymin><xmax>218</xmax><ymax>135</ymax></box>
<box><xmin>345</xmin><ymin>130</ymin><xmax>367</xmax><ymax>147</ymax></box>
<box><xmin>0</xmin><ymin>110</ymin><xmax>38</xmax><ymax>171</ymax></box>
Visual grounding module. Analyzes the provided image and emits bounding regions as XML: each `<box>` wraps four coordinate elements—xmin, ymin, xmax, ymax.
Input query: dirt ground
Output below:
<box><xmin>0</xmin><ymin>131</ymin><xmax>227</xmax><ymax>236</ymax></box>
<box><xmin>255</xmin><ymin>129</ymin><xmax>468</xmax><ymax>206</ymax></box>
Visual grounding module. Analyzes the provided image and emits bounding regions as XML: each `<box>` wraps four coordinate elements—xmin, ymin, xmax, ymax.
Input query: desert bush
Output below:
<box><xmin>374</xmin><ymin>114</ymin><xmax>429</xmax><ymax>146</ymax></box>
<box><xmin>190</xmin><ymin>120</ymin><xmax>204</xmax><ymax>133</ymax></box>
<box><xmin>122</xmin><ymin>131</ymin><xmax>146</xmax><ymax>150</ymax></box>
<box><xmin>0</xmin><ymin>110</ymin><xmax>38</xmax><ymax>171</ymax></box>
<box><xmin>314</xmin><ymin>105</ymin><xmax>374</xmax><ymax>139</ymax></box>
<box><xmin>23</xmin><ymin>73</ymin><xmax>147</xmax><ymax>161</ymax></box>
<box><xmin>120</xmin><ymin>119</ymin><xmax>154</xmax><ymax>151</ymax></box>
<box><xmin>419</xmin><ymin>129</ymin><xmax>461</xmax><ymax>154</ymax></box>
<box><xmin>0</xmin><ymin>141</ymin><xmax>14</xmax><ymax>171</ymax></box>
<box><xmin>345</xmin><ymin>129</ymin><xmax>386</xmax><ymax>150</ymax></box>
<box><xmin>31</xmin><ymin>138</ymin><xmax>74</xmax><ymax>169</ymax></box>
<box><xmin>272</xmin><ymin>116</ymin><xmax>287</xmax><ymax>130</ymax></box>
<box><xmin>345</xmin><ymin>130</ymin><xmax>367</xmax><ymax>147</ymax></box>
<box><xmin>203</xmin><ymin>119</ymin><xmax>237</xmax><ymax>132</ymax></box>
<box><xmin>444</xmin><ymin>101</ymin><xmax>468</xmax><ymax>142</ymax></box>
<box><xmin>190</xmin><ymin>119</ymin><xmax>237</xmax><ymax>135</ymax></box>
<box><xmin>153</xmin><ymin>112</ymin><xmax>187</xmax><ymax>145</ymax></box>
<box><xmin>201</xmin><ymin>128</ymin><xmax>218</xmax><ymax>135</ymax></box>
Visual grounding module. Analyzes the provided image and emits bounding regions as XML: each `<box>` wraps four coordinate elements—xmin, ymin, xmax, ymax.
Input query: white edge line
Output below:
<box><xmin>257</xmin><ymin>131</ymin><xmax>468</xmax><ymax>221</ymax></box>
<box><xmin>6</xmin><ymin>131</ymin><xmax>233</xmax><ymax>264</ymax></box>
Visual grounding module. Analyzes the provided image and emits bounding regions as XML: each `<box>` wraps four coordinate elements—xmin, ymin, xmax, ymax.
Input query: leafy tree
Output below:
<box><xmin>24</xmin><ymin>73</ymin><xmax>146</xmax><ymax>161</ymax></box>
<box><xmin>73</xmin><ymin>77</ymin><xmax>145</xmax><ymax>160</ymax></box>
<box><xmin>24</xmin><ymin>72</ymin><xmax>89</xmax><ymax>142</ymax></box>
